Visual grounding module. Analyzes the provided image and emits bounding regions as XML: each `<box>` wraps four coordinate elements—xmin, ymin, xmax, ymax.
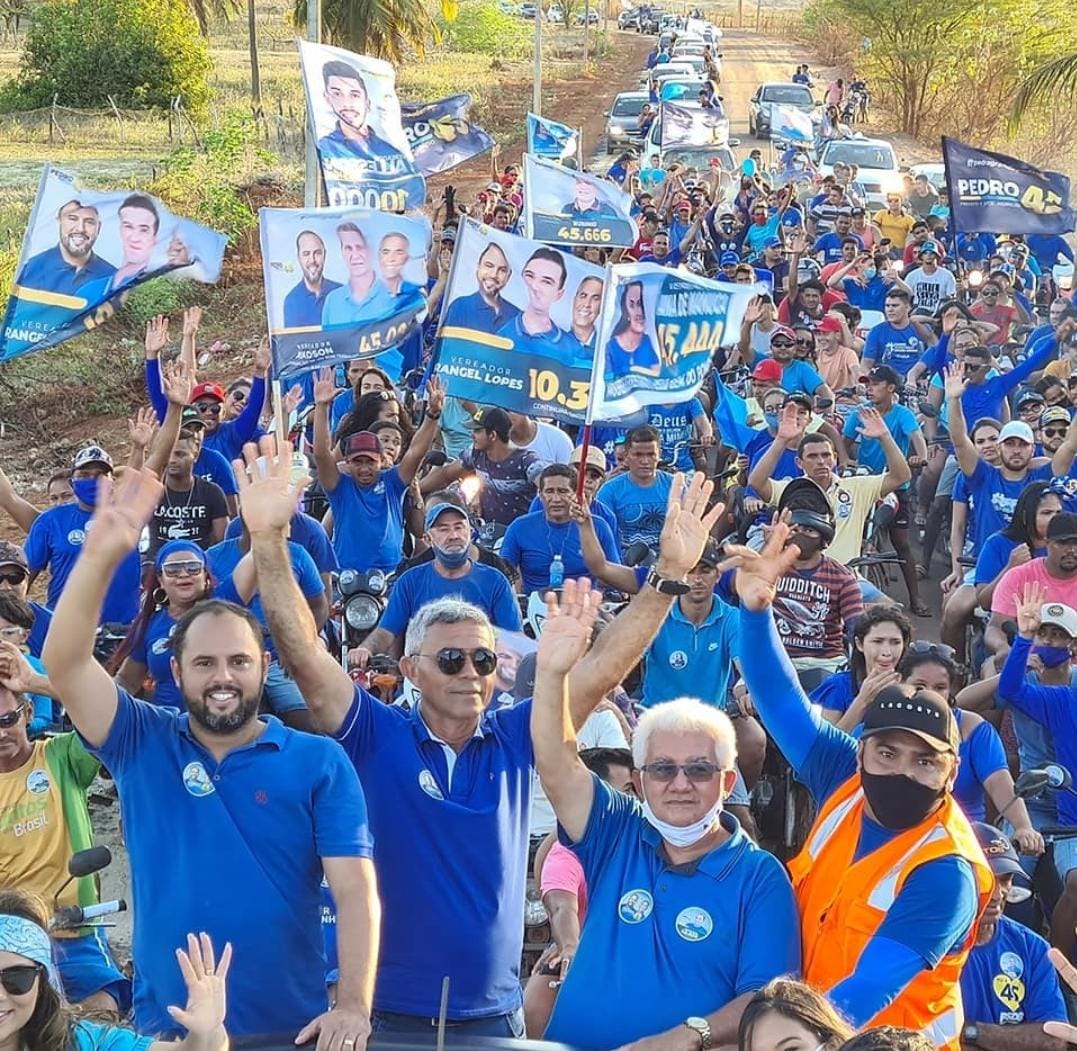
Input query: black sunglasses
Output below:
<box><xmin>908</xmin><ymin>640</ymin><xmax>956</xmax><ymax>660</ymax></box>
<box><xmin>0</xmin><ymin>701</ymin><xmax>27</xmax><ymax>730</ymax></box>
<box><xmin>640</xmin><ymin>761</ymin><xmax>723</xmax><ymax>782</ymax></box>
<box><xmin>771</xmin><ymin>339</ymin><xmax>795</xmax><ymax>349</ymax></box>
<box><xmin>414</xmin><ymin>647</ymin><xmax>498</xmax><ymax>677</ymax></box>
<box><xmin>229</xmin><ymin>389</ymin><xmax>248</xmax><ymax>403</ymax></box>
<box><xmin>1044</xmin><ymin>428</ymin><xmax>1069</xmax><ymax>438</ymax></box>
<box><xmin>0</xmin><ymin>569</ymin><xmax>27</xmax><ymax>587</ymax></box>
<box><xmin>795</xmin><ymin>337</ymin><xmax>814</xmax><ymax>346</ymax></box>
<box><xmin>0</xmin><ymin>964</ymin><xmax>43</xmax><ymax>996</ymax></box>
<box><xmin>194</xmin><ymin>402</ymin><xmax>222</xmax><ymax>415</ymax></box>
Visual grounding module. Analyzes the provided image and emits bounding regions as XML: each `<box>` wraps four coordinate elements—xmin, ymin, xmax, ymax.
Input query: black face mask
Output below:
<box><xmin>860</xmin><ymin>770</ymin><xmax>945</xmax><ymax>830</ymax></box>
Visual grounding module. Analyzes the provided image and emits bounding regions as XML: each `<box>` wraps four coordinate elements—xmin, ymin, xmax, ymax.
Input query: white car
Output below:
<box><xmin>909</xmin><ymin>162</ymin><xmax>945</xmax><ymax>191</ymax></box>
<box><xmin>816</xmin><ymin>136</ymin><xmax>903</xmax><ymax>208</ymax></box>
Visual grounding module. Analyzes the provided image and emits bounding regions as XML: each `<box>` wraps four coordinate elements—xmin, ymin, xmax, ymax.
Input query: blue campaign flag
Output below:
<box><xmin>660</xmin><ymin>101</ymin><xmax>729</xmax><ymax>149</ymax></box>
<box><xmin>522</xmin><ymin>154</ymin><xmax>637</xmax><ymax>249</ymax></box>
<box><xmin>0</xmin><ymin>165</ymin><xmax>226</xmax><ymax>364</ymax></box>
<box><xmin>588</xmin><ymin>263</ymin><xmax>761</xmax><ymax>421</ymax></box>
<box><xmin>943</xmin><ymin>136</ymin><xmax>1074</xmax><ymax>236</ymax></box>
<box><xmin>526</xmin><ymin>113</ymin><xmax>578</xmax><ymax>161</ymax></box>
<box><xmin>432</xmin><ymin>218</ymin><xmax>604</xmax><ymax>425</ymax></box>
<box><xmin>401</xmin><ymin>94</ymin><xmax>494</xmax><ymax>176</ymax></box>
<box><xmin>260</xmin><ymin>204</ymin><xmax>431</xmax><ymax>380</ymax></box>
<box><xmin>771</xmin><ymin>104</ymin><xmax>814</xmax><ymax>144</ymax></box>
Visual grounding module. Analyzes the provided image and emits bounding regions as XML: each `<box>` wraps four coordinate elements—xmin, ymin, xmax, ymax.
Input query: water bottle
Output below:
<box><xmin>549</xmin><ymin>556</ymin><xmax>564</xmax><ymax>588</ymax></box>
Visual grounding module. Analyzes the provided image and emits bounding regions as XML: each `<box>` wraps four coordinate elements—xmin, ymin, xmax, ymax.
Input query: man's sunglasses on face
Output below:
<box><xmin>412</xmin><ymin>647</ymin><xmax>498</xmax><ymax>677</ymax></box>
<box><xmin>230</xmin><ymin>389</ymin><xmax>248</xmax><ymax>403</ymax></box>
<box><xmin>0</xmin><ymin>701</ymin><xmax>28</xmax><ymax>731</ymax></box>
<box><xmin>195</xmin><ymin>402</ymin><xmax>222</xmax><ymax>416</ymax></box>
<box><xmin>0</xmin><ymin>569</ymin><xmax>27</xmax><ymax>587</ymax></box>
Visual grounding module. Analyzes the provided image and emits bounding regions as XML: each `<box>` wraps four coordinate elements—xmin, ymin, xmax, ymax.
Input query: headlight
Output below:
<box><xmin>366</xmin><ymin>569</ymin><xmax>387</xmax><ymax>596</ymax></box>
<box><xmin>609</xmin><ymin>125</ymin><xmax>625</xmax><ymax>137</ymax></box>
<box><xmin>338</xmin><ymin>568</ymin><xmax>359</xmax><ymax>593</ymax></box>
<box><xmin>344</xmin><ymin>594</ymin><xmax>382</xmax><ymax>631</ymax></box>
<box><xmin>967</xmin><ymin>269</ymin><xmax>984</xmax><ymax>289</ymax></box>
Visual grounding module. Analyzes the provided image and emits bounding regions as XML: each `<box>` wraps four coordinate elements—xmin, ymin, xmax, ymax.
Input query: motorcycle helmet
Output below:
<box><xmin>777</xmin><ymin>477</ymin><xmax>836</xmax><ymax>544</ymax></box>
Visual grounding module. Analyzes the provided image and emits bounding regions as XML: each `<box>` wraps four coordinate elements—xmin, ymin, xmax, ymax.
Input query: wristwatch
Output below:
<box><xmin>962</xmin><ymin>1023</ymin><xmax>980</xmax><ymax>1046</ymax></box>
<box><xmin>645</xmin><ymin>566</ymin><xmax>690</xmax><ymax>595</ymax></box>
<box><xmin>683</xmin><ymin>1017</ymin><xmax>712</xmax><ymax>1051</ymax></box>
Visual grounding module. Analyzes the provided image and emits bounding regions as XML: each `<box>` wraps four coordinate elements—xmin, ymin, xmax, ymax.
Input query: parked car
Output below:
<box><xmin>909</xmin><ymin>162</ymin><xmax>945</xmax><ymax>191</ymax></box>
<box><xmin>605</xmin><ymin>90</ymin><xmax>650</xmax><ymax>153</ymax></box>
<box><xmin>519</xmin><ymin>2</ymin><xmax>538</xmax><ymax>15</ymax></box>
<box><xmin>748</xmin><ymin>81</ymin><xmax>815</xmax><ymax>138</ymax></box>
<box><xmin>816</xmin><ymin>136</ymin><xmax>903</xmax><ymax>207</ymax></box>
<box><xmin>618</xmin><ymin>8</ymin><xmax>641</xmax><ymax>27</ymax></box>
<box><xmin>576</xmin><ymin>8</ymin><xmax>599</xmax><ymax>22</ymax></box>
<box><xmin>547</xmin><ymin>4</ymin><xmax>564</xmax><ymax>21</ymax></box>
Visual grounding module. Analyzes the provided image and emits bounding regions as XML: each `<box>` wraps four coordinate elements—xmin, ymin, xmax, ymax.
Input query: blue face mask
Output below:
<box><xmin>71</xmin><ymin>477</ymin><xmax>101</xmax><ymax>508</ymax></box>
<box><xmin>432</xmin><ymin>545</ymin><xmax>469</xmax><ymax>570</ymax></box>
<box><xmin>1033</xmin><ymin>644</ymin><xmax>1072</xmax><ymax>669</ymax></box>
<box><xmin>764</xmin><ymin>413</ymin><xmax>779</xmax><ymax>431</ymax></box>
<box><xmin>863</xmin><ymin>267</ymin><xmax>877</xmax><ymax>281</ymax></box>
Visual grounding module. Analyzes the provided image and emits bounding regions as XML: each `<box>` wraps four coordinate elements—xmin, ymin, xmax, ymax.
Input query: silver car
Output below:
<box><xmin>748</xmin><ymin>82</ymin><xmax>815</xmax><ymax>138</ymax></box>
<box><xmin>605</xmin><ymin>90</ymin><xmax>650</xmax><ymax>154</ymax></box>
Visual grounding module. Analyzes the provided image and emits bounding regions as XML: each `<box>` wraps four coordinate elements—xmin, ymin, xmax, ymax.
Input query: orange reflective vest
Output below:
<box><xmin>787</xmin><ymin>774</ymin><xmax>994</xmax><ymax>1050</ymax></box>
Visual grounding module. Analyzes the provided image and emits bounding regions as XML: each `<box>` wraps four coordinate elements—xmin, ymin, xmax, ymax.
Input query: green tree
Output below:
<box><xmin>438</xmin><ymin>0</ymin><xmax>531</xmax><ymax>57</ymax></box>
<box><xmin>1013</xmin><ymin>52</ymin><xmax>1077</xmax><ymax>124</ymax></box>
<box><xmin>2</xmin><ymin>0</ymin><xmax>212</xmax><ymax>117</ymax></box>
<box><xmin>294</xmin><ymin>0</ymin><xmax>439</xmax><ymax>63</ymax></box>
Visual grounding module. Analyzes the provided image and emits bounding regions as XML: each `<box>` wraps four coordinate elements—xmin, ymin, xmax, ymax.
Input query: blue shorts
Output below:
<box><xmin>263</xmin><ymin>659</ymin><xmax>307</xmax><ymax>715</ymax></box>
<box><xmin>858</xmin><ymin>578</ymin><xmax>887</xmax><ymax>603</ymax></box>
<box><xmin>1054</xmin><ymin>834</ymin><xmax>1077</xmax><ymax>881</ymax></box>
<box><xmin>728</xmin><ymin>766</ymin><xmax>750</xmax><ymax>807</ymax></box>
<box><xmin>52</xmin><ymin>927</ymin><xmax>130</xmax><ymax>1011</ymax></box>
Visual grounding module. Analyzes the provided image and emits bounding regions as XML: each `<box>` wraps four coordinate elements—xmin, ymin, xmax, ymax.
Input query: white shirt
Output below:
<box><xmin>518</xmin><ymin>421</ymin><xmax>574</xmax><ymax>466</ymax></box>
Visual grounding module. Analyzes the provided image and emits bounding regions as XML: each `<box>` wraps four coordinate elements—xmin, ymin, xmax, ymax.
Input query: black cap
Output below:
<box><xmin>777</xmin><ymin>476</ymin><xmax>830</xmax><ymax>516</ymax></box>
<box><xmin>472</xmin><ymin>406</ymin><xmax>512</xmax><ymax>436</ymax></box>
<box><xmin>180</xmin><ymin>406</ymin><xmax>206</xmax><ymax>431</ymax></box>
<box><xmin>867</xmin><ymin>364</ymin><xmax>901</xmax><ymax>388</ymax></box>
<box><xmin>697</xmin><ymin>538</ymin><xmax>722</xmax><ymax>568</ymax></box>
<box><xmin>782</xmin><ymin>391</ymin><xmax>814</xmax><ymax>411</ymax></box>
<box><xmin>972</xmin><ymin>822</ymin><xmax>1025</xmax><ymax>878</ymax></box>
<box><xmin>0</xmin><ymin>540</ymin><xmax>28</xmax><ymax>571</ymax></box>
<box><xmin>1048</xmin><ymin>511</ymin><xmax>1077</xmax><ymax>542</ymax></box>
<box><xmin>862</xmin><ymin>685</ymin><xmax>960</xmax><ymax>754</ymax></box>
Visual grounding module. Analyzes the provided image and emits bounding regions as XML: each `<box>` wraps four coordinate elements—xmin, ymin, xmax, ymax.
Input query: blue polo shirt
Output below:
<box><xmin>24</xmin><ymin>504</ymin><xmax>141</xmax><ymax>624</ymax></box>
<box><xmin>323</xmin><ymin>280</ymin><xmax>398</xmax><ymax>328</ymax></box>
<box><xmin>862</xmin><ymin>323</ymin><xmax>926</xmax><ymax>380</ymax></box>
<box><xmin>502</xmin><ymin>512</ymin><xmax>620</xmax><ymax>593</ymax></box>
<box><xmin>596</xmin><ymin>471</ymin><xmax>673</xmax><ymax>550</ymax></box>
<box><xmin>642</xmin><ymin>598</ymin><xmax>741</xmax><ymax>708</ymax></box>
<box><xmin>496</xmin><ymin>315</ymin><xmax>575</xmax><ymax>366</ymax></box>
<box><xmin>333</xmin><ymin>688</ymin><xmax>534</xmax><ymax>1018</ymax></box>
<box><xmin>544</xmin><ymin>779</ymin><xmax>800</xmax><ymax>1050</ymax></box>
<box><xmin>225</xmin><ymin>511</ymin><xmax>338</xmax><ymax>575</ymax></box>
<box><xmin>441</xmin><ymin>290</ymin><xmax>520</xmax><ymax>335</ymax></box>
<box><xmin>18</xmin><ymin>245</ymin><xmax>115</xmax><ymax>297</ymax></box>
<box><xmin>85</xmin><ymin>687</ymin><xmax>371</xmax><ymax>1036</ymax></box>
<box><xmin>194</xmin><ymin>447</ymin><xmax>238</xmax><ymax>496</ymax></box>
<box><xmin>26</xmin><ymin>600</ymin><xmax>53</xmax><ymax>659</ymax></box>
<box><xmin>283</xmin><ymin>278</ymin><xmax>342</xmax><ymax>328</ymax></box>
<box><xmin>378</xmin><ymin>560</ymin><xmax>522</xmax><ymax>636</ymax></box>
<box><xmin>128</xmin><ymin>608</ymin><xmax>184</xmax><ymax>710</ymax></box>
<box><xmin>960</xmin><ymin>915</ymin><xmax>1065</xmax><ymax>1025</ymax></box>
<box><xmin>325</xmin><ymin>466</ymin><xmax>408</xmax><ymax>571</ymax></box>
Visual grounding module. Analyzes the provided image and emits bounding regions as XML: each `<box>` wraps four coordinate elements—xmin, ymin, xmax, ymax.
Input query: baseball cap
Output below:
<box><xmin>1047</xmin><ymin>511</ymin><xmax>1077</xmax><ymax>542</ymax></box>
<box><xmin>867</xmin><ymin>365</ymin><xmax>901</xmax><ymax>388</ymax></box>
<box><xmin>770</xmin><ymin>325</ymin><xmax>797</xmax><ymax>344</ymax></box>
<box><xmin>180</xmin><ymin>407</ymin><xmax>206</xmax><ymax>431</ymax></box>
<box><xmin>751</xmin><ymin>358</ymin><xmax>783</xmax><ymax>382</ymax></box>
<box><xmin>719</xmin><ymin>250</ymin><xmax>740</xmax><ymax>267</ymax></box>
<box><xmin>850</xmin><ymin>207</ymin><xmax>865</xmax><ymax>216</ymax></box>
<box><xmin>440</xmin><ymin>225</ymin><xmax>457</xmax><ymax>244</ymax></box>
<box><xmin>972</xmin><ymin>823</ymin><xmax>1025</xmax><ymax>879</ymax></box>
<box><xmin>424</xmin><ymin>502</ymin><xmax>468</xmax><ymax>531</ymax></box>
<box><xmin>817</xmin><ymin>315</ymin><xmax>843</xmax><ymax>334</ymax></box>
<box><xmin>917</xmin><ymin>239</ymin><xmax>940</xmax><ymax>256</ymax></box>
<box><xmin>696</xmin><ymin>538</ymin><xmax>722</xmax><ymax>569</ymax></box>
<box><xmin>1041</xmin><ymin>406</ymin><xmax>1072</xmax><ymax>427</ymax></box>
<box><xmin>72</xmin><ymin>445</ymin><xmax>113</xmax><ymax>472</ymax></box>
<box><xmin>0</xmin><ymin>541</ymin><xmax>27</xmax><ymax>571</ymax></box>
<box><xmin>998</xmin><ymin>420</ymin><xmax>1035</xmax><ymax>445</ymax></box>
<box><xmin>341</xmin><ymin>431</ymin><xmax>382</xmax><ymax>460</ymax></box>
<box><xmin>762</xmin><ymin>236</ymin><xmax>782</xmax><ymax>249</ymax></box>
<box><xmin>641</xmin><ymin>209</ymin><xmax>661</xmax><ymax>223</ymax></box>
<box><xmin>1014</xmin><ymin>388</ymin><xmax>1045</xmax><ymax>409</ymax></box>
<box><xmin>570</xmin><ymin>445</ymin><xmax>608</xmax><ymax>473</ymax></box>
<box><xmin>783</xmin><ymin>391</ymin><xmax>814</xmax><ymax>411</ymax></box>
<box><xmin>190</xmin><ymin>381</ymin><xmax>226</xmax><ymax>404</ymax></box>
<box><xmin>862</xmin><ymin>685</ymin><xmax>960</xmax><ymax>754</ymax></box>
<box><xmin>1040</xmin><ymin>601</ymin><xmax>1077</xmax><ymax>637</ymax></box>
<box><xmin>472</xmin><ymin>406</ymin><xmax>512</xmax><ymax>434</ymax></box>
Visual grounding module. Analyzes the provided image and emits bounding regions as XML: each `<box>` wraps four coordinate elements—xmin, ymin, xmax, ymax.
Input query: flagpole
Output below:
<box><xmin>533</xmin><ymin>7</ymin><xmax>542</xmax><ymax>116</ymax></box>
<box><xmin>304</xmin><ymin>0</ymin><xmax>321</xmax><ymax>207</ymax></box>
<box><xmin>575</xmin><ymin>424</ymin><xmax>592</xmax><ymax>504</ymax></box>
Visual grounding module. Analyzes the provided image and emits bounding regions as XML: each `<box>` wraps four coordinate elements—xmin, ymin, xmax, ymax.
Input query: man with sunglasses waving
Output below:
<box><xmin>0</xmin><ymin>543</ymin><xmax>51</xmax><ymax>659</ymax></box>
<box><xmin>533</xmin><ymin>579</ymin><xmax>799</xmax><ymax>1051</ymax></box>
<box><xmin>241</xmin><ymin>437</ymin><xmax>724</xmax><ymax>1040</ymax></box>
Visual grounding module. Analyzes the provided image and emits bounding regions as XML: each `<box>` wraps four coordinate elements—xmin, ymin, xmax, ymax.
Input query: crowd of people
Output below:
<box><xmin>2</xmin><ymin>20</ymin><xmax>1077</xmax><ymax>1051</ymax></box>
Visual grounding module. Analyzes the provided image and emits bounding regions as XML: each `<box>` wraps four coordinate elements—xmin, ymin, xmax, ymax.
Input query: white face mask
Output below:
<box><xmin>641</xmin><ymin>784</ymin><xmax>724</xmax><ymax>848</ymax></box>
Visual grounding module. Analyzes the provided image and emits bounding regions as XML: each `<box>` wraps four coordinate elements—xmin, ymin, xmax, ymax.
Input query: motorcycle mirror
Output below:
<box><xmin>68</xmin><ymin>846</ymin><xmax>111</xmax><ymax>879</ymax></box>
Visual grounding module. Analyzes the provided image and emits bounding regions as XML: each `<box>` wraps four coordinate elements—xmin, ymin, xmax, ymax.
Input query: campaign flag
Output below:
<box><xmin>660</xmin><ymin>101</ymin><xmax>729</xmax><ymax>149</ymax></box>
<box><xmin>400</xmin><ymin>94</ymin><xmax>494</xmax><ymax>176</ymax></box>
<box><xmin>432</xmin><ymin>218</ymin><xmax>603</xmax><ymax>424</ymax></box>
<box><xmin>943</xmin><ymin>136</ymin><xmax>1074</xmax><ymax>235</ymax></box>
<box><xmin>260</xmin><ymin>204</ymin><xmax>431</xmax><ymax>379</ymax></box>
<box><xmin>526</xmin><ymin>113</ymin><xmax>578</xmax><ymax>161</ymax></box>
<box><xmin>588</xmin><ymin>264</ymin><xmax>760</xmax><ymax>420</ymax></box>
<box><xmin>522</xmin><ymin>154</ymin><xmax>636</xmax><ymax>249</ymax></box>
<box><xmin>0</xmin><ymin>165</ymin><xmax>226</xmax><ymax>364</ymax></box>
<box><xmin>771</xmin><ymin>104</ymin><xmax>814</xmax><ymax>144</ymax></box>
<box><xmin>298</xmin><ymin>39</ymin><xmax>425</xmax><ymax>211</ymax></box>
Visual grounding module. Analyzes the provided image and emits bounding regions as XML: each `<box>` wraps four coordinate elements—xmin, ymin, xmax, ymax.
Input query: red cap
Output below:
<box><xmin>817</xmin><ymin>315</ymin><xmax>843</xmax><ymax>333</ymax></box>
<box><xmin>769</xmin><ymin>325</ymin><xmax>797</xmax><ymax>343</ymax></box>
<box><xmin>190</xmin><ymin>381</ymin><xmax>226</xmax><ymax>403</ymax></box>
<box><xmin>751</xmin><ymin>358</ymin><xmax>783</xmax><ymax>382</ymax></box>
<box><xmin>342</xmin><ymin>431</ymin><xmax>382</xmax><ymax>460</ymax></box>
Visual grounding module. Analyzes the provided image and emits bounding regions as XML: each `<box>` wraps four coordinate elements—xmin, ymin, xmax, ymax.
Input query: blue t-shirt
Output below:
<box><xmin>24</xmin><ymin>504</ymin><xmax>141</xmax><ymax>625</ymax></box>
<box><xmin>596</xmin><ymin>471</ymin><xmax>674</xmax><ymax>550</ymax></box>
<box><xmin>810</xmin><ymin>669</ymin><xmax>855</xmax><ymax>714</ymax></box>
<box><xmin>960</xmin><ymin>915</ymin><xmax>1066</xmax><ymax>1025</ymax></box>
<box><xmin>71</xmin><ymin>1021</ymin><xmax>152</xmax><ymax>1051</ymax></box>
<box><xmin>815</xmin><ymin>231</ymin><xmax>862</xmax><ymax>263</ymax></box>
<box><xmin>642</xmin><ymin>599</ymin><xmax>741</xmax><ymax>708</ymax></box>
<box><xmin>225</xmin><ymin>512</ymin><xmax>338</xmax><ymax>575</ymax></box>
<box><xmin>502</xmin><ymin>512</ymin><xmax>620</xmax><ymax>594</ymax></box>
<box><xmin>194</xmin><ymin>447</ymin><xmax>238</xmax><ymax>496</ymax></box>
<box><xmin>862</xmin><ymin>323</ymin><xmax>926</xmax><ymax>380</ymax></box>
<box><xmin>332</xmin><ymin>688</ymin><xmax>534</xmax><ymax>1018</ymax></box>
<box><xmin>841</xmin><ymin>275</ymin><xmax>890</xmax><ymax>312</ymax></box>
<box><xmin>952</xmin><ymin>709</ymin><xmax>1007</xmax><ymax>823</ymax></box>
<box><xmin>544</xmin><ymin>779</ymin><xmax>800</xmax><ymax>1050</ymax></box>
<box><xmin>26</xmin><ymin>600</ymin><xmax>53</xmax><ymax>659</ymax></box>
<box><xmin>378</xmin><ymin>560</ymin><xmax>522</xmax><ymax>636</ymax></box>
<box><xmin>84</xmin><ymin>688</ymin><xmax>372</xmax><ymax>1036</ymax></box>
<box><xmin>974</xmin><ymin>532</ymin><xmax>1045</xmax><ymax>586</ymax></box>
<box><xmin>649</xmin><ymin>400</ymin><xmax>704</xmax><ymax>470</ymax></box>
<box><xmin>128</xmin><ymin>608</ymin><xmax>185</xmax><ymax>711</ymax></box>
<box><xmin>843</xmin><ymin>403</ymin><xmax>921</xmax><ymax>482</ymax></box>
<box><xmin>325</xmin><ymin>466</ymin><xmax>408</xmax><ymax>571</ymax></box>
<box><xmin>964</xmin><ymin>461</ymin><xmax>1053</xmax><ymax>556</ymax></box>
<box><xmin>778</xmin><ymin>359</ymin><xmax>825</xmax><ymax>397</ymax></box>
<box><xmin>528</xmin><ymin>493</ymin><xmax>621</xmax><ymax>539</ymax></box>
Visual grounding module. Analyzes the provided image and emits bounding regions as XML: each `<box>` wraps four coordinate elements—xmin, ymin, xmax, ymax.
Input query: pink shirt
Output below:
<box><xmin>540</xmin><ymin>841</ymin><xmax>589</xmax><ymax>923</ymax></box>
<box><xmin>992</xmin><ymin>559</ymin><xmax>1077</xmax><ymax>619</ymax></box>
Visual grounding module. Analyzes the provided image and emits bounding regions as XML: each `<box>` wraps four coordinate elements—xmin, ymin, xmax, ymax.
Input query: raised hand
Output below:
<box><xmin>182</xmin><ymin>306</ymin><xmax>202</xmax><ymax>339</ymax></box>
<box><xmin>777</xmin><ymin>402</ymin><xmax>807</xmax><ymax>444</ymax></box>
<box><xmin>856</xmin><ymin>405</ymin><xmax>889</xmax><ymax>441</ymax></box>
<box><xmin>657</xmin><ymin>472</ymin><xmax>725</xmax><ymax>579</ymax></box>
<box><xmin>233</xmin><ymin>437</ymin><xmax>308</xmax><ymax>536</ymax></box>
<box><xmin>81</xmin><ymin>468</ymin><xmax>164</xmax><ymax>565</ymax></box>
<box><xmin>423</xmin><ymin>374</ymin><xmax>446</xmax><ymax>417</ymax></box>
<box><xmin>0</xmin><ymin>641</ymin><xmax>37</xmax><ymax>695</ymax></box>
<box><xmin>1015</xmin><ymin>579</ymin><xmax>1047</xmax><ymax>638</ymax></box>
<box><xmin>313</xmin><ymin>367</ymin><xmax>337</xmax><ymax>406</ymax></box>
<box><xmin>943</xmin><ymin>360</ymin><xmax>968</xmax><ymax>401</ymax></box>
<box><xmin>742</xmin><ymin>296</ymin><xmax>764</xmax><ymax>325</ymax></box>
<box><xmin>127</xmin><ymin>406</ymin><xmax>158</xmax><ymax>450</ymax></box>
<box><xmin>281</xmin><ymin>384</ymin><xmax>304</xmax><ymax>417</ymax></box>
<box><xmin>252</xmin><ymin>335</ymin><xmax>272</xmax><ymax>377</ymax></box>
<box><xmin>1044</xmin><ymin>944</ymin><xmax>1077</xmax><ymax>1044</ymax></box>
<box><xmin>144</xmin><ymin>315</ymin><xmax>169</xmax><ymax>358</ymax></box>
<box><xmin>719</xmin><ymin>518</ymin><xmax>800</xmax><ymax>612</ymax></box>
<box><xmin>166</xmin><ymin>932</ymin><xmax>232</xmax><ymax>1036</ymax></box>
<box><xmin>537</xmin><ymin>577</ymin><xmax>602</xmax><ymax>676</ymax></box>
<box><xmin>162</xmin><ymin>357</ymin><xmax>194</xmax><ymax>407</ymax></box>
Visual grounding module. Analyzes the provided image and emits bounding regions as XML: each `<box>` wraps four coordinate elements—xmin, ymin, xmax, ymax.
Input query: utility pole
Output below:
<box><xmin>533</xmin><ymin>4</ymin><xmax>542</xmax><ymax>115</ymax></box>
<box><xmin>304</xmin><ymin>0</ymin><xmax>321</xmax><ymax>206</ymax></box>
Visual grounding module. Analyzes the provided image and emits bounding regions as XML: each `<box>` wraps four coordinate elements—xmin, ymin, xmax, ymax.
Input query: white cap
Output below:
<box><xmin>998</xmin><ymin>420</ymin><xmax>1035</xmax><ymax>445</ymax></box>
<box><xmin>1041</xmin><ymin>602</ymin><xmax>1077</xmax><ymax>638</ymax></box>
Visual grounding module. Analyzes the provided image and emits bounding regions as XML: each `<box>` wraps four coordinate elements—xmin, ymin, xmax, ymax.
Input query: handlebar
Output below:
<box><xmin>847</xmin><ymin>552</ymin><xmax>905</xmax><ymax>569</ymax></box>
<box><xmin>1039</xmin><ymin>826</ymin><xmax>1077</xmax><ymax>839</ymax></box>
<box><xmin>52</xmin><ymin>899</ymin><xmax>127</xmax><ymax>930</ymax></box>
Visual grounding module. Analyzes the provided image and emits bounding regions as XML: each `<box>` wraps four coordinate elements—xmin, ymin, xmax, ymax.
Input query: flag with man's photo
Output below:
<box><xmin>298</xmin><ymin>39</ymin><xmax>425</xmax><ymax>211</ymax></box>
<box><xmin>660</xmin><ymin>101</ymin><xmax>729</xmax><ymax>148</ymax></box>
<box><xmin>771</xmin><ymin>105</ymin><xmax>814</xmax><ymax>144</ymax></box>
<box><xmin>400</xmin><ymin>94</ymin><xmax>494</xmax><ymax>175</ymax></box>
<box><xmin>526</xmin><ymin>113</ymin><xmax>578</xmax><ymax>162</ymax></box>
<box><xmin>0</xmin><ymin>164</ymin><xmax>226</xmax><ymax>364</ymax></box>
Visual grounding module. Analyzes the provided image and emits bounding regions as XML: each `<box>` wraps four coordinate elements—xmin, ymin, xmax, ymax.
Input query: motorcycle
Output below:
<box><xmin>51</xmin><ymin>846</ymin><xmax>126</xmax><ymax>931</ymax></box>
<box><xmin>331</xmin><ymin>568</ymin><xmax>392</xmax><ymax>669</ymax></box>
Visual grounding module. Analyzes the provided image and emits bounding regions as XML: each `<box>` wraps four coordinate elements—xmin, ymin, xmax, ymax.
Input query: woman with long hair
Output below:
<box><xmin>604</xmin><ymin>281</ymin><xmax>660</xmax><ymax>380</ymax></box>
<box><xmin>329</xmin><ymin>364</ymin><xmax>396</xmax><ymax>433</ymax></box>
<box><xmin>0</xmin><ymin>890</ymin><xmax>230</xmax><ymax>1051</ymax></box>
<box><xmin>738</xmin><ymin>978</ymin><xmax>853</xmax><ymax>1051</ymax></box>
<box><xmin>335</xmin><ymin>390</ymin><xmax>414</xmax><ymax>448</ymax></box>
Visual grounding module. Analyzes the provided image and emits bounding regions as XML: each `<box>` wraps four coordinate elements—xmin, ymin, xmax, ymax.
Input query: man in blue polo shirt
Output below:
<box><xmin>826</xmin><ymin>251</ymin><xmax>913</xmax><ymax>312</ymax></box>
<box><xmin>860</xmin><ymin>289</ymin><xmax>927</xmax><ymax>381</ymax></box>
<box><xmin>496</xmin><ymin>248</ymin><xmax>574</xmax><ymax>364</ymax></box>
<box><xmin>597</xmin><ymin>425</ymin><xmax>674</xmax><ymax>551</ymax></box>
<box><xmin>247</xmin><ymin>441</ymin><xmax>726</xmax><ymax>1038</ymax></box>
<box><xmin>441</xmin><ymin>242</ymin><xmax>520</xmax><ymax>335</ymax></box>
<box><xmin>283</xmin><ymin>230</ymin><xmax>342</xmax><ymax>328</ymax></box>
<box><xmin>322</xmin><ymin>223</ymin><xmax>398</xmax><ymax>328</ymax></box>
<box><xmin>960</xmin><ymin>823</ymin><xmax>1066</xmax><ymax>1040</ymax></box>
<box><xmin>18</xmin><ymin>200</ymin><xmax>115</xmax><ymax>296</ymax></box>
<box><xmin>24</xmin><ymin>446</ymin><xmax>140</xmax><ymax>626</ymax></box>
<box><xmin>532</xmin><ymin>580</ymin><xmax>799</xmax><ymax>1051</ymax></box>
<box><xmin>41</xmin><ymin>465</ymin><xmax>379</xmax><ymax>1049</ymax></box>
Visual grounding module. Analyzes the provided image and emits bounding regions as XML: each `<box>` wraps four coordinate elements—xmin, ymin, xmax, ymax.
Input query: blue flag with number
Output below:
<box><xmin>401</xmin><ymin>94</ymin><xmax>494</xmax><ymax>176</ymax></box>
<box><xmin>526</xmin><ymin>113</ymin><xmax>578</xmax><ymax>161</ymax></box>
<box><xmin>943</xmin><ymin>136</ymin><xmax>1074</xmax><ymax>235</ymax></box>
